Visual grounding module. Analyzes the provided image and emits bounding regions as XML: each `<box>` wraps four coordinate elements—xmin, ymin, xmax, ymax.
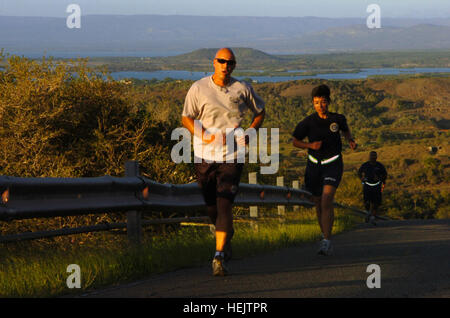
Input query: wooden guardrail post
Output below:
<box><xmin>277</xmin><ymin>176</ymin><xmax>285</xmax><ymax>216</ymax></box>
<box><xmin>125</xmin><ymin>160</ymin><xmax>142</xmax><ymax>245</ymax></box>
<box><xmin>248</xmin><ymin>172</ymin><xmax>258</xmax><ymax>218</ymax></box>
<box><xmin>292</xmin><ymin>180</ymin><xmax>300</xmax><ymax>212</ymax></box>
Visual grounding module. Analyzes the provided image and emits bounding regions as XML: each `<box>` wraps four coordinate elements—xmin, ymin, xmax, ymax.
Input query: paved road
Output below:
<box><xmin>79</xmin><ymin>219</ymin><xmax>450</xmax><ymax>298</ymax></box>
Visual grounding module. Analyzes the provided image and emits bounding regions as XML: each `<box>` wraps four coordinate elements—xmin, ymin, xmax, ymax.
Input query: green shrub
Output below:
<box><xmin>0</xmin><ymin>53</ymin><xmax>192</xmax><ymax>239</ymax></box>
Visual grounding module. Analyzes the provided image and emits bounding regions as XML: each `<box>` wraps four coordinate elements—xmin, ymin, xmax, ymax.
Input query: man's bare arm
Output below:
<box><xmin>249</xmin><ymin>109</ymin><xmax>265</xmax><ymax>130</ymax></box>
<box><xmin>182</xmin><ymin>116</ymin><xmax>217</xmax><ymax>144</ymax></box>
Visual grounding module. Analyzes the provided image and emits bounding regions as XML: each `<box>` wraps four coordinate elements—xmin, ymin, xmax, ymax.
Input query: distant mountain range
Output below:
<box><xmin>0</xmin><ymin>15</ymin><xmax>449</xmax><ymax>57</ymax></box>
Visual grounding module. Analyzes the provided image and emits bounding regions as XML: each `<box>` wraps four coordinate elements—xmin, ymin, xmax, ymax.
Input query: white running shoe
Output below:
<box><xmin>317</xmin><ymin>239</ymin><xmax>333</xmax><ymax>256</ymax></box>
<box><xmin>212</xmin><ymin>255</ymin><xmax>228</xmax><ymax>276</ymax></box>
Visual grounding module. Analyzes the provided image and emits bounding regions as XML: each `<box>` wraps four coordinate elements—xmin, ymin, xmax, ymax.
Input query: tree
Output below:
<box><xmin>0</xmin><ymin>54</ymin><xmax>160</xmax><ymax>178</ymax></box>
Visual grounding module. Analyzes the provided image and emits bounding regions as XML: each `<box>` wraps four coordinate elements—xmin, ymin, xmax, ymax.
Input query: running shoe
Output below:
<box><xmin>369</xmin><ymin>216</ymin><xmax>377</xmax><ymax>225</ymax></box>
<box><xmin>317</xmin><ymin>239</ymin><xmax>333</xmax><ymax>256</ymax></box>
<box><xmin>212</xmin><ymin>255</ymin><xmax>228</xmax><ymax>276</ymax></box>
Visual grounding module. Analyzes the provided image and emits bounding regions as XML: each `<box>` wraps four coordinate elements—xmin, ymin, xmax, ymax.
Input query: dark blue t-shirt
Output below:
<box><xmin>292</xmin><ymin>112</ymin><xmax>349</xmax><ymax>160</ymax></box>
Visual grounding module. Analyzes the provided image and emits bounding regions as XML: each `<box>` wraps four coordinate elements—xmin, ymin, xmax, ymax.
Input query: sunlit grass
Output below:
<box><xmin>0</xmin><ymin>208</ymin><xmax>358</xmax><ymax>298</ymax></box>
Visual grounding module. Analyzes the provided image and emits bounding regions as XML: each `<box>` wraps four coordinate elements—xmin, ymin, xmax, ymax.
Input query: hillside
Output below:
<box><xmin>367</xmin><ymin>77</ymin><xmax>450</xmax><ymax>128</ymax></box>
<box><xmin>158</xmin><ymin>48</ymin><xmax>285</xmax><ymax>70</ymax></box>
<box><xmin>167</xmin><ymin>48</ymin><xmax>281</xmax><ymax>62</ymax></box>
<box><xmin>273</xmin><ymin>76</ymin><xmax>450</xmax><ymax>124</ymax></box>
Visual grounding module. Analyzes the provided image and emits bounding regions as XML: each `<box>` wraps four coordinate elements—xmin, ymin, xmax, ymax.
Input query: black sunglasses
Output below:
<box><xmin>215</xmin><ymin>58</ymin><xmax>236</xmax><ymax>66</ymax></box>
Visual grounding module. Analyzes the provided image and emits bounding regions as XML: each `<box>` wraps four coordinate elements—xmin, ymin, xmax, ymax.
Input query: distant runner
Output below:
<box><xmin>292</xmin><ymin>84</ymin><xmax>357</xmax><ymax>256</ymax></box>
<box><xmin>358</xmin><ymin>151</ymin><xmax>387</xmax><ymax>225</ymax></box>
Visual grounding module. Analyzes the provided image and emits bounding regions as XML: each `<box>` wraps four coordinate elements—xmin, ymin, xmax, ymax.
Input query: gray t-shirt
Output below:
<box><xmin>182</xmin><ymin>76</ymin><xmax>265</xmax><ymax>161</ymax></box>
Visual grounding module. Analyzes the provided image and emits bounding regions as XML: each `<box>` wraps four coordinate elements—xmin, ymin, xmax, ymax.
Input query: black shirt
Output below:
<box><xmin>292</xmin><ymin>112</ymin><xmax>349</xmax><ymax>160</ymax></box>
<box><xmin>358</xmin><ymin>162</ymin><xmax>387</xmax><ymax>184</ymax></box>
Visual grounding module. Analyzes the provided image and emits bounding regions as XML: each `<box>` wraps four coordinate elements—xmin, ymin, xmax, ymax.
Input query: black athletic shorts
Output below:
<box><xmin>194</xmin><ymin>160</ymin><xmax>244</xmax><ymax>206</ymax></box>
<box><xmin>305</xmin><ymin>155</ymin><xmax>343</xmax><ymax>197</ymax></box>
<box><xmin>363</xmin><ymin>184</ymin><xmax>382</xmax><ymax>207</ymax></box>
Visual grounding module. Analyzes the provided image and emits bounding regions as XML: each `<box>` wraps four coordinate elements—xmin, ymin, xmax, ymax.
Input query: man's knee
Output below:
<box><xmin>216</xmin><ymin>190</ymin><xmax>236</xmax><ymax>203</ymax></box>
<box><xmin>217</xmin><ymin>182</ymin><xmax>239</xmax><ymax>202</ymax></box>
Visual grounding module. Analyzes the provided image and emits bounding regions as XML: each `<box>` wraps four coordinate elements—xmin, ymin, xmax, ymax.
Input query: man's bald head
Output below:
<box><xmin>214</xmin><ymin>48</ymin><xmax>236</xmax><ymax>61</ymax></box>
<box><xmin>212</xmin><ymin>48</ymin><xmax>236</xmax><ymax>86</ymax></box>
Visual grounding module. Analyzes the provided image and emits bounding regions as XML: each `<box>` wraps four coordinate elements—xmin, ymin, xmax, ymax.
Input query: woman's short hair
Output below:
<box><xmin>311</xmin><ymin>84</ymin><xmax>331</xmax><ymax>102</ymax></box>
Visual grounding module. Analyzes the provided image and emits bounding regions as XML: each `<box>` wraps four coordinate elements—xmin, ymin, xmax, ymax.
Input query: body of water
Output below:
<box><xmin>111</xmin><ymin>68</ymin><xmax>450</xmax><ymax>82</ymax></box>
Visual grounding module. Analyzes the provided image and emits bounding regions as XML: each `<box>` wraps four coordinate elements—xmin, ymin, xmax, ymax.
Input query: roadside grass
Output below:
<box><xmin>0</xmin><ymin>208</ymin><xmax>358</xmax><ymax>298</ymax></box>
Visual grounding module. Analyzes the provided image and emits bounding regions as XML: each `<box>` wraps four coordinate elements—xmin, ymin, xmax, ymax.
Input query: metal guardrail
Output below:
<box><xmin>0</xmin><ymin>161</ymin><xmax>314</xmax><ymax>243</ymax></box>
<box><xmin>0</xmin><ymin>161</ymin><xmax>386</xmax><ymax>244</ymax></box>
<box><xmin>0</xmin><ymin>175</ymin><xmax>145</xmax><ymax>221</ymax></box>
<box><xmin>0</xmin><ymin>176</ymin><xmax>313</xmax><ymax>222</ymax></box>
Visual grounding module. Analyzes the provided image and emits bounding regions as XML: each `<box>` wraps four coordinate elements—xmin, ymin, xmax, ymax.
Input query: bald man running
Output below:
<box><xmin>182</xmin><ymin>48</ymin><xmax>266</xmax><ymax>276</ymax></box>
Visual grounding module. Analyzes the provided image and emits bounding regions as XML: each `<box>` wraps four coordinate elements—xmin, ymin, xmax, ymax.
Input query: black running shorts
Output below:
<box><xmin>305</xmin><ymin>156</ymin><xmax>343</xmax><ymax>197</ymax></box>
<box><xmin>363</xmin><ymin>184</ymin><xmax>382</xmax><ymax>207</ymax></box>
<box><xmin>194</xmin><ymin>160</ymin><xmax>244</xmax><ymax>206</ymax></box>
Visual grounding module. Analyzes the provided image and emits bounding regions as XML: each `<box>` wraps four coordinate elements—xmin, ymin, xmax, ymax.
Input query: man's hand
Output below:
<box><xmin>233</xmin><ymin>124</ymin><xmax>250</xmax><ymax>147</ymax></box>
<box><xmin>203</xmin><ymin>132</ymin><xmax>226</xmax><ymax>145</ymax></box>
<box><xmin>202</xmin><ymin>131</ymin><xmax>214</xmax><ymax>144</ymax></box>
<box><xmin>236</xmin><ymin>134</ymin><xmax>249</xmax><ymax>147</ymax></box>
<box><xmin>381</xmin><ymin>183</ymin><xmax>385</xmax><ymax>192</ymax></box>
<box><xmin>349</xmin><ymin>139</ymin><xmax>357</xmax><ymax>150</ymax></box>
<box><xmin>308</xmin><ymin>141</ymin><xmax>322</xmax><ymax>150</ymax></box>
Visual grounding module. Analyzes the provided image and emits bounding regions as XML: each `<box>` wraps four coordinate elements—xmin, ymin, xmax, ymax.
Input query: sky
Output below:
<box><xmin>0</xmin><ymin>0</ymin><xmax>449</xmax><ymax>18</ymax></box>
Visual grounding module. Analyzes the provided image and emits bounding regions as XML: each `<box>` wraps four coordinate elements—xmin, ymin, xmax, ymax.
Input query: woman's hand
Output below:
<box><xmin>308</xmin><ymin>141</ymin><xmax>322</xmax><ymax>150</ymax></box>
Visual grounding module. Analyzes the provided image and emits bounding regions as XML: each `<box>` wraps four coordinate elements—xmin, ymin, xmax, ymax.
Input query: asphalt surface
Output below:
<box><xmin>78</xmin><ymin>219</ymin><xmax>450</xmax><ymax>298</ymax></box>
